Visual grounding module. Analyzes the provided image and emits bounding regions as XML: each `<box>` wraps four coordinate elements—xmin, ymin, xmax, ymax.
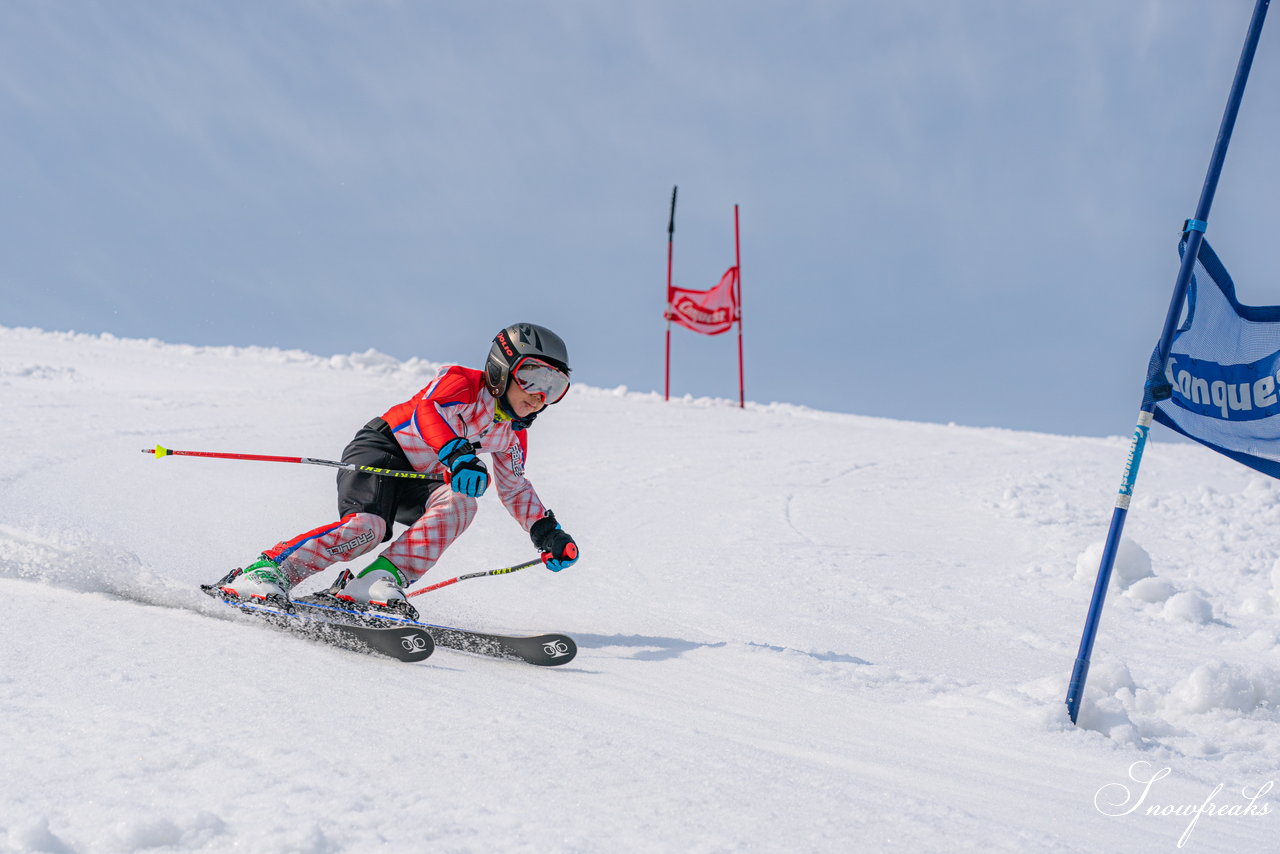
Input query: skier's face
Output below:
<box><xmin>506</xmin><ymin>380</ymin><xmax>546</xmax><ymax>418</ymax></box>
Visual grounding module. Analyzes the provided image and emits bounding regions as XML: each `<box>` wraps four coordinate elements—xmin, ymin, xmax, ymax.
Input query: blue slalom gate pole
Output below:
<box><xmin>1065</xmin><ymin>0</ymin><xmax>1271</xmax><ymax>725</ymax></box>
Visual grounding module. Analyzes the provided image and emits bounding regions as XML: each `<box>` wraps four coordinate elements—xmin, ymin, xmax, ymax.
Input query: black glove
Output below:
<box><xmin>530</xmin><ymin>511</ymin><xmax>578</xmax><ymax>572</ymax></box>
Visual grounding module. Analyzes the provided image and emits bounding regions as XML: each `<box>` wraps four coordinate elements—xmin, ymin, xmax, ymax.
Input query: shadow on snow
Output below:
<box><xmin>575</xmin><ymin>633</ymin><xmax>871</xmax><ymax>665</ymax></box>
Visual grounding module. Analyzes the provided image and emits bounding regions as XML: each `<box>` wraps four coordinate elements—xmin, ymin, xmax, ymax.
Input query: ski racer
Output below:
<box><xmin>209</xmin><ymin>322</ymin><xmax>579</xmax><ymax>619</ymax></box>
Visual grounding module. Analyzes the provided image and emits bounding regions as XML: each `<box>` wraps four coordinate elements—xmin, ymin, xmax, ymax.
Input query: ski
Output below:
<box><xmin>427</xmin><ymin>623</ymin><xmax>576</xmax><ymax>666</ymax></box>
<box><xmin>200</xmin><ymin>588</ymin><xmax>434</xmax><ymax>663</ymax></box>
<box><xmin>292</xmin><ymin>594</ymin><xmax>577</xmax><ymax>666</ymax></box>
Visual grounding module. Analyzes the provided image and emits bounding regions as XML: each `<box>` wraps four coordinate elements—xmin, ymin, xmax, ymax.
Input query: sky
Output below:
<box><xmin>2</xmin><ymin>0</ymin><xmax>1279</xmax><ymax>436</ymax></box>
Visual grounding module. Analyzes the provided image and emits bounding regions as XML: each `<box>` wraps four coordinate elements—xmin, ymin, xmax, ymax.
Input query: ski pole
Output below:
<box><xmin>406</xmin><ymin>556</ymin><xmax>546</xmax><ymax>598</ymax></box>
<box><xmin>142</xmin><ymin>444</ymin><xmax>444</xmax><ymax>482</ymax></box>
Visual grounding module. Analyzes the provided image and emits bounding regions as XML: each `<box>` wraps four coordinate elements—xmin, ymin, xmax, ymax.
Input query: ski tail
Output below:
<box><xmin>203</xmin><ymin>587</ymin><xmax>433</xmax><ymax>662</ymax></box>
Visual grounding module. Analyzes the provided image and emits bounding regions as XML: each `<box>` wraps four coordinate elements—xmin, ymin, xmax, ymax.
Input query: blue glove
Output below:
<box><xmin>530</xmin><ymin>511</ymin><xmax>578</xmax><ymax>571</ymax></box>
<box><xmin>438</xmin><ymin>437</ymin><xmax>488</xmax><ymax>497</ymax></box>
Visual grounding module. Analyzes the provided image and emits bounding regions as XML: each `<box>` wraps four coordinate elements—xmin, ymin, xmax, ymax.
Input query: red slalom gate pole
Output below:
<box><xmin>735</xmin><ymin>204</ymin><xmax>744</xmax><ymax>409</ymax></box>
<box><xmin>664</xmin><ymin>185</ymin><xmax>677</xmax><ymax>401</ymax></box>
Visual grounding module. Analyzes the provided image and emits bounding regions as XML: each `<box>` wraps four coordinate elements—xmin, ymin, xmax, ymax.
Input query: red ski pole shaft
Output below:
<box><xmin>142</xmin><ymin>444</ymin><xmax>443</xmax><ymax>482</ymax></box>
<box><xmin>406</xmin><ymin>557</ymin><xmax>545</xmax><ymax>598</ymax></box>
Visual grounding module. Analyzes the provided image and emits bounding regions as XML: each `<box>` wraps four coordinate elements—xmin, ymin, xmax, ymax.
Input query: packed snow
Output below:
<box><xmin>1</xmin><ymin>326</ymin><xmax>1278</xmax><ymax>853</ymax></box>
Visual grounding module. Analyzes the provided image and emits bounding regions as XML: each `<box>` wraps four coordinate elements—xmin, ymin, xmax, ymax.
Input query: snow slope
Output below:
<box><xmin>1</xmin><ymin>326</ymin><xmax>1278</xmax><ymax>853</ymax></box>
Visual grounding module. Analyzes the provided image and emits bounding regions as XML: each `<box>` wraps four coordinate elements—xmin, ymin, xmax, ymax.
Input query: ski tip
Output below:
<box><xmin>537</xmin><ymin>636</ymin><xmax>577</xmax><ymax>666</ymax></box>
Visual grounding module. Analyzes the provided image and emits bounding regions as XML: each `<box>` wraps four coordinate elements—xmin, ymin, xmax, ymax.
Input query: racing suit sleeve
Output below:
<box><xmin>412</xmin><ymin>367</ymin><xmax>481</xmax><ymax>456</ymax></box>
<box><xmin>490</xmin><ymin>435</ymin><xmax>548</xmax><ymax>532</ymax></box>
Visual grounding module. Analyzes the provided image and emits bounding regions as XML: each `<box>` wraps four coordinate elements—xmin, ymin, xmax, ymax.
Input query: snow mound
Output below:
<box><xmin>1167</xmin><ymin>662</ymin><xmax>1280</xmax><ymax>716</ymax></box>
<box><xmin>1126</xmin><ymin>576</ymin><xmax>1177</xmax><ymax>604</ymax></box>
<box><xmin>1162</xmin><ymin>590</ymin><xmax>1215</xmax><ymax>624</ymax></box>
<box><xmin>1074</xmin><ymin>536</ymin><xmax>1153</xmax><ymax>589</ymax></box>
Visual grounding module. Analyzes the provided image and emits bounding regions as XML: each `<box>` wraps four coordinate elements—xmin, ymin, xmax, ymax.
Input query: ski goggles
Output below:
<box><xmin>511</xmin><ymin>357</ymin><xmax>571</xmax><ymax>405</ymax></box>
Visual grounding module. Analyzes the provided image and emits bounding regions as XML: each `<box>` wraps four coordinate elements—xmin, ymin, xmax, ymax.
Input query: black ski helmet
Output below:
<box><xmin>484</xmin><ymin>323</ymin><xmax>571</xmax><ymax>400</ymax></box>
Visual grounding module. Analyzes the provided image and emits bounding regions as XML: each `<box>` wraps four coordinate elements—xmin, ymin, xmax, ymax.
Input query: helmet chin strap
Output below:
<box><xmin>495</xmin><ymin>394</ymin><xmax>543</xmax><ymax>432</ymax></box>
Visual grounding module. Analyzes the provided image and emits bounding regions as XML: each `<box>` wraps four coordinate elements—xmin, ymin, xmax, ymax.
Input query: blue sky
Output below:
<box><xmin>3</xmin><ymin>0</ymin><xmax>1278</xmax><ymax>436</ymax></box>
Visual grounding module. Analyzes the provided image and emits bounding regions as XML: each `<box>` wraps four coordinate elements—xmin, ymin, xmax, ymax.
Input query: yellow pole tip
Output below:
<box><xmin>153</xmin><ymin>444</ymin><xmax>171</xmax><ymax>458</ymax></box>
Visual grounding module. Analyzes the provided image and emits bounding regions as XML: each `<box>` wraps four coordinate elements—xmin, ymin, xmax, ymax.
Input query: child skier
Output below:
<box><xmin>210</xmin><ymin>322</ymin><xmax>579</xmax><ymax>619</ymax></box>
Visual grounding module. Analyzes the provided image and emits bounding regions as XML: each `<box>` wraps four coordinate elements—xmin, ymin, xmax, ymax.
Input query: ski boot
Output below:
<box><xmin>326</xmin><ymin>556</ymin><xmax>418</xmax><ymax>620</ymax></box>
<box><xmin>204</xmin><ymin>555</ymin><xmax>293</xmax><ymax>611</ymax></box>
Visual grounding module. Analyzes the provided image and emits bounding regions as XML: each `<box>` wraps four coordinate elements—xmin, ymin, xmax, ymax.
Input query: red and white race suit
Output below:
<box><xmin>262</xmin><ymin>365</ymin><xmax>549</xmax><ymax>584</ymax></box>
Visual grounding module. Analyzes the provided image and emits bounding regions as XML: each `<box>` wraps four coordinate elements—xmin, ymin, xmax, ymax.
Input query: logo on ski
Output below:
<box><xmin>542</xmin><ymin>639</ymin><xmax>571</xmax><ymax>658</ymax></box>
<box><xmin>401</xmin><ymin>634</ymin><xmax>432</xmax><ymax>653</ymax></box>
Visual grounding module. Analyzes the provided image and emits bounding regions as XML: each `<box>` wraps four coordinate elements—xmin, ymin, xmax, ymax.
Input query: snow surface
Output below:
<box><xmin>1</xmin><ymin>326</ymin><xmax>1278</xmax><ymax>853</ymax></box>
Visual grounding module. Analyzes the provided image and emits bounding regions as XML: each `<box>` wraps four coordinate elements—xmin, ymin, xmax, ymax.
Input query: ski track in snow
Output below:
<box><xmin>0</xmin><ymin>326</ymin><xmax>1278</xmax><ymax>853</ymax></box>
